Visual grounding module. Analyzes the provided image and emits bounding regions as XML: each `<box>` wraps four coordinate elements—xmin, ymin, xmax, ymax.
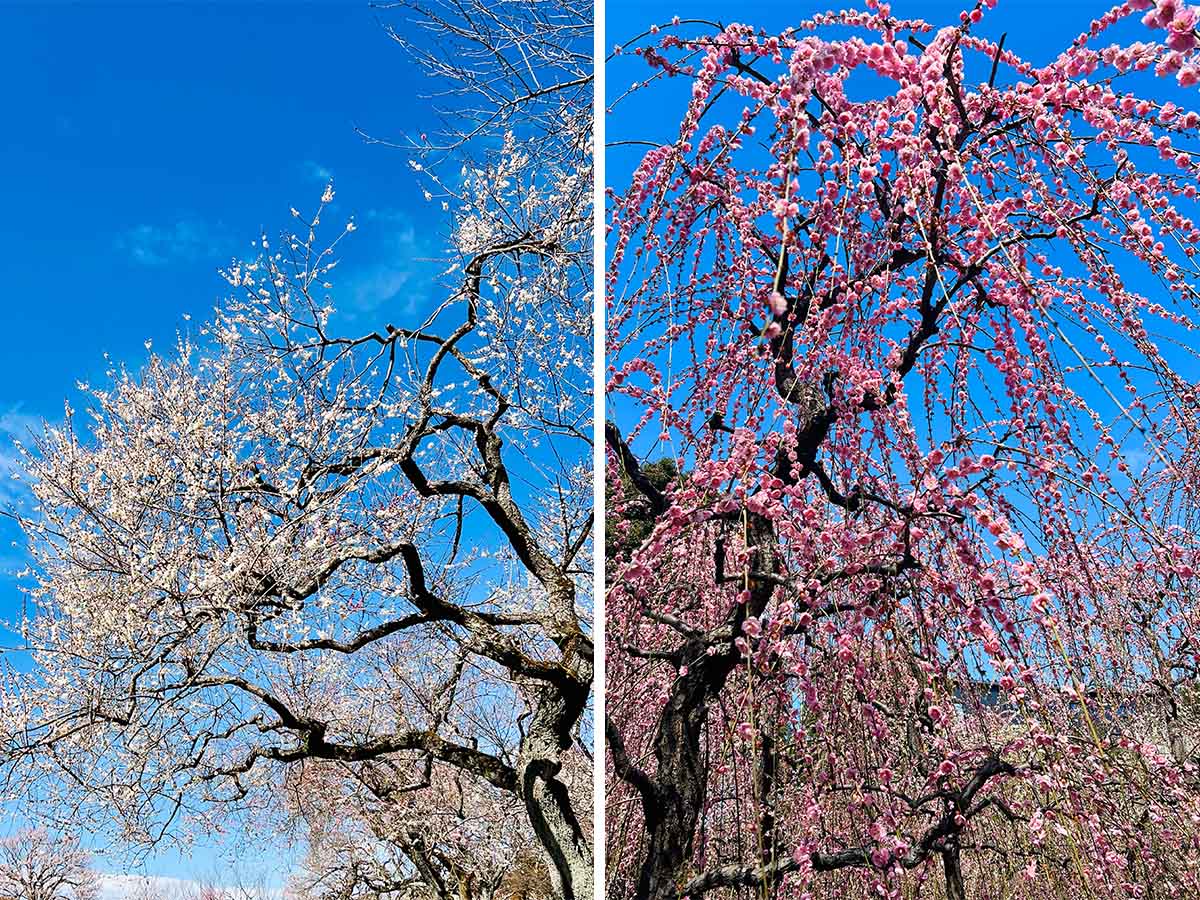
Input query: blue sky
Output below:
<box><xmin>0</xmin><ymin>2</ymin><xmax>445</xmax><ymax>429</ymax></box>
<box><xmin>0</xmin><ymin>0</ymin><xmax>450</xmax><ymax>888</ymax></box>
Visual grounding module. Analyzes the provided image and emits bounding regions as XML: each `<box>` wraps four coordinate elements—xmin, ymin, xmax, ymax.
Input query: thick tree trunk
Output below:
<box><xmin>943</xmin><ymin>846</ymin><xmax>966</xmax><ymax>900</ymax></box>
<box><xmin>519</xmin><ymin>648</ymin><xmax>594</xmax><ymax>900</ymax></box>
<box><xmin>607</xmin><ymin>430</ymin><xmax>784</xmax><ymax>900</ymax></box>
<box><xmin>633</xmin><ymin>517</ymin><xmax>779</xmax><ymax>900</ymax></box>
<box><xmin>521</xmin><ymin>753</ymin><xmax>594</xmax><ymax>900</ymax></box>
<box><xmin>634</xmin><ymin>661</ymin><xmax>715</xmax><ymax>900</ymax></box>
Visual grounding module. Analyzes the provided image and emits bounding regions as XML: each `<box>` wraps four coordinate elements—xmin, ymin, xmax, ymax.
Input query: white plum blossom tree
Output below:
<box><xmin>0</xmin><ymin>1</ymin><xmax>592</xmax><ymax>897</ymax></box>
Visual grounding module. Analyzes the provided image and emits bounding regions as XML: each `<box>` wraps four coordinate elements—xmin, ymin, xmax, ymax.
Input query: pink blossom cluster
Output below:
<box><xmin>1132</xmin><ymin>0</ymin><xmax>1200</xmax><ymax>83</ymax></box>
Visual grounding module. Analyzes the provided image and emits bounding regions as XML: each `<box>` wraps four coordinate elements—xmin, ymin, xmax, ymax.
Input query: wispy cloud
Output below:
<box><xmin>344</xmin><ymin>266</ymin><xmax>423</xmax><ymax>315</ymax></box>
<box><xmin>115</xmin><ymin>219</ymin><xmax>226</xmax><ymax>267</ymax></box>
<box><xmin>0</xmin><ymin>408</ymin><xmax>44</xmax><ymax>586</ymax></box>
<box><xmin>98</xmin><ymin>874</ymin><xmax>192</xmax><ymax>900</ymax></box>
<box><xmin>54</xmin><ymin>114</ymin><xmax>79</xmax><ymax>138</ymax></box>
<box><xmin>336</xmin><ymin>208</ymin><xmax>441</xmax><ymax>319</ymax></box>
<box><xmin>0</xmin><ymin>408</ymin><xmax>41</xmax><ymax>510</ymax></box>
<box><xmin>302</xmin><ymin>160</ymin><xmax>333</xmax><ymax>183</ymax></box>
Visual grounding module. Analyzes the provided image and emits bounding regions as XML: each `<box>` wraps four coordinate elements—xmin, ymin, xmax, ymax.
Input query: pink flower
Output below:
<box><xmin>1167</xmin><ymin>29</ymin><xmax>1197</xmax><ymax>51</ymax></box>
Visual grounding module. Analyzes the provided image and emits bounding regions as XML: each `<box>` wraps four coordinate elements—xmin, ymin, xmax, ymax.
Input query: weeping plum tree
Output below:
<box><xmin>0</xmin><ymin>2</ymin><xmax>593</xmax><ymax>897</ymax></box>
<box><xmin>606</xmin><ymin>1</ymin><xmax>1200</xmax><ymax>898</ymax></box>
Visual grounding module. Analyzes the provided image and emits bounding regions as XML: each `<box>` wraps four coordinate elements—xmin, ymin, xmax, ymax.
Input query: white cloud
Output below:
<box><xmin>0</xmin><ymin>408</ymin><xmax>41</xmax><ymax>509</ymax></box>
<box><xmin>337</xmin><ymin>209</ymin><xmax>439</xmax><ymax>318</ymax></box>
<box><xmin>343</xmin><ymin>264</ymin><xmax>422</xmax><ymax>316</ymax></box>
<box><xmin>98</xmin><ymin>873</ymin><xmax>281</xmax><ymax>900</ymax></box>
<box><xmin>116</xmin><ymin>220</ymin><xmax>226</xmax><ymax>267</ymax></box>
<box><xmin>98</xmin><ymin>874</ymin><xmax>192</xmax><ymax>900</ymax></box>
<box><xmin>303</xmin><ymin>160</ymin><xmax>333</xmax><ymax>183</ymax></box>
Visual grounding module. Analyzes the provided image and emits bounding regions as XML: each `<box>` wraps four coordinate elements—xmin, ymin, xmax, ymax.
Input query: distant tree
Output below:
<box><xmin>125</xmin><ymin>880</ymin><xmax>157</xmax><ymax>900</ymax></box>
<box><xmin>604</xmin><ymin>442</ymin><xmax>678</xmax><ymax>562</ymax></box>
<box><xmin>0</xmin><ymin>830</ymin><xmax>97</xmax><ymax>900</ymax></box>
<box><xmin>124</xmin><ymin>879</ymin><xmax>170</xmax><ymax>900</ymax></box>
